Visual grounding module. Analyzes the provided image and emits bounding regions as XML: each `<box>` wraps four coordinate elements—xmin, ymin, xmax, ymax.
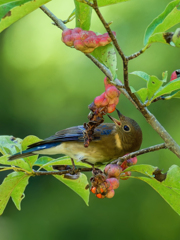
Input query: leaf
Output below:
<box><xmin>0</xmin><ymin>0</ymin><xmax>51</xmax><ymax>33</ymax></box>
<box><xmin>147</xmin><ymin>75</ymin><xmax>163</xmax><ymax>100</ymax></box>
<box><xmin>90</xmin><ymin>0</ymin><xmax>129</xmax><ymax>7</ymax></box>
<box><xmin>91</xmin><ymin>42</ymin><xmax>117</xmax><ymax>79</ymax></box>
<box><xmin>164</xmin><ymin>89</ymin><xmax>180</xmax><ymax>100</ymax></box>
<box><xmin>0</xmin><ymin>155</ymin><xmax>31</xmax><ymax>171</ymax></box>
<box><xmin>130</xmin><ymin>71</ymin><xmax>150</xmax><ymax>82</ymax></box>
<box><xmin>74</xmin><ymin>0</ymin><xmax>92</xmax><ymax>30</ymax></box>
<box><xmin>162</xmin><ymin>71</ymin><xmax>168</xmax><ymax>82</ymax></box>
<box><xmin>44</xmin><ymin>165</ymin><xmax>90</xmax><ymax>206</ymax></box>
<box><xmin>11</xmin><ymin>173</ymin><xmax>30</xmax><ymax>210</ymax></box>
<box><xmin>21</xmin><ymin>135</ymin><xmax>41</xmax><ymax>168</ymax></box>
<box><xmin>144</xmin><ymin>0</ymin><xmax>180</xmax><ymax>45</ymax></box>
<box><xmin>0</xmin><ymin>172</ymin><xmax>30</xmax><ymax>215</ymax></box>
<box><xmin>152</xmin><ymin>77</ymin><xmax>180</xmax><ymax>100</ymax></box>
<box><xmin>136</xmin><ymin>88</ymin><xmax>148</xmax><ymax>103</ymax></box>
<box><xmin>0</xmin><ymin>135</ymin><xmax>22</xmax><ymax>155</ymax></box>
<box><xmin>126</xmin><ymin>164</ymin><xmax>180</xmax><ymax>215</ymax></box>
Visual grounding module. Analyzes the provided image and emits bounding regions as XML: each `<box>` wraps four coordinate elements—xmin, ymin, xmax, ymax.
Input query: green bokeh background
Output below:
<box><xmin>1</xmin><ymin>0</ymin><xmax>180</xmax><ymax>239</ymax></box>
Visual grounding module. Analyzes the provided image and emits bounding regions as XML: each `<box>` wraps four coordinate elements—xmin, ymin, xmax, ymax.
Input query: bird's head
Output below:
<box><xmin>108</xmin><ymin>109</ymin><xmax>142</xmax><ymax>153</ymax></box>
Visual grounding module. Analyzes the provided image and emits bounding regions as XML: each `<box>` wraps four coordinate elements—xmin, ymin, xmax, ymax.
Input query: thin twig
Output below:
<box><xmin>32</xmin><ymin>167</ymin><xmax>93</xmax><ymax>176</ymax></box>
<box><xmin>112</xmin><ymin>143</ymin><xmax>167</xmax><ymax>165</ymax></box>
<box><xmin>40</xmin><ymin>5</ymin><xmax>67</xmax><ymax>31</ymax></box>
<box><xmin>127</xmin><ymin>45</ymin><xmax>150</xmax><ymax>61</ymax></box>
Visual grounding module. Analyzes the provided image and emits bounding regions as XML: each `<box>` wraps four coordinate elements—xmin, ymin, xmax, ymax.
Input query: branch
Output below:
<box><xmin>40</xmin><ymin>5</ymin><xmax>67</xmax><ymax>31</ymax></box>
<box><xmin>112</xmin><ymin>143</ymin><xmax>167</xmax><ymax>164</ymax></box>
<box><xmin>40</xmin><ymin>4</ymin><xmax>180</xmax><ymax>158</ymax></box>
<box><xmin>32</xmin><ymin>167</ymin><xmax>93</xmax><ymax>176</ymax></box>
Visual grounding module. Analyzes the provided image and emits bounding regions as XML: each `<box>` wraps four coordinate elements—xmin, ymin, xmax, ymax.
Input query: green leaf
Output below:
<box><xmin>0</xmin><ymin>172</ymin><xmax>30</xmax><ymax>215</ymax></box>
<box><xmin>11</xmin><ymin>173</ymin><xmax>30</xmax><ymax>210</ymax></box>
<box><xmin>44</xmin><ymin>165</ymin><xmax>90</xmax><ymax>206</ymax></box>
<box><xmin>74</xmin><ymin>0</ymin><xmax>92</xmax><ymax>30</ymax></box>
<box><xmin>144</xmin><ymin>0</ymin><xmax>180</xmax><ymax>45</ymax></box>
<box><xmin>162</xmin><ymin>71</ymin><xmax>168</xmax><ymax>82</ymax></box>
<box><xmin>21</xmin><ymin>135</ymin><xmax>41</xmax><ymax>168</ymax></box>
<box><xmin>136</xmin><ymin>88</ymin><xmax>148</xmax><ymax>103</ymax></box>
<box><xmin>130</xmin><ymin>71</ymin><xmax>150</xmax><ymax>82</ymax></box>
<box><xmin>164</xmin><ymin>89</ymin><xmax>180</xmax><ymax>100</ymax></box>
<box><xmin>63</xmin><ymin>9</ymin><xmax>76</xmax><ymax>24</ymax></box>
<box><xmin>0</xmin><ymin>0</ymin><xmax>51</xmax><ymax>33</ymax></box>
<box><xmin>77</xmin><ymin>0</ymin><xmax>129</xmax><ymax>7</ymax></box>
<box><xmin>91</xmin><ymin>42</ymin><xmax>117</xmax><ymax>79</ymax></box>
<box><xmin>126</xmin><ymin>164</ymin><xmax>180</xmax><ymax>215</ymax></box>
<box><xmin>0</xmin><ymin>135</ymin><xmax>22</xmax><ymax>155</ymax></box>
<box><xmin>171</xmin><ymin>28</ymin><xmax>180</xmax><ymax>47</ymax></box>
<box><xmin>147</xmin><ymin>75</ymin><xmax>163</xmax><ymax>100</ymax></box>
<box><xmin>0</xmin><ymin>155</ymin><xmax>31</xmax><ymax>171</ymax></box>
<box><xmin>152</xmin><ymin>77</ymin><xmax>180</xmax><ymax>100</ymax></box>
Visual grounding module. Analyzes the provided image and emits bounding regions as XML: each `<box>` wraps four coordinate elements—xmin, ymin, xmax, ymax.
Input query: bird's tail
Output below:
<box><xmin>9</xmin><ymin>149</ymin><xmax>36</xmax><ymax>161</ymax></box>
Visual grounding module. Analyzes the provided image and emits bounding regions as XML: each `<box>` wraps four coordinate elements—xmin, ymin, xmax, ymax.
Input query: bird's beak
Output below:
<box><xmin>176</xmin><ymin>70</ymin><xmax>180</xmax><ymax>78</ymax></box>
<box><xmin>108</xmin><ymin>109</ymin><xmax>122</xmax><ymax>126</ymax></box>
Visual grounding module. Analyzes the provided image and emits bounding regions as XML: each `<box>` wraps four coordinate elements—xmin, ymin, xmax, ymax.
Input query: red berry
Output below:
<box><xmin>91</xmin><ymin>187</ymin><xmax>97</xmax><ymax>194</ymax></box>
<box><xmin>84</xmin><ymin>36</ymin><xmax>99</xmax><ymax>48</ymax></box>
<box><xmin>107</xmin><ymin>104</ymin><xmax>116</xmax><ymax>113</ymax></box>
<box><xmin>98</xmin><ymin>37</ymin><xmax>109</xmax><ymax>46</ymax></box>
<box><xmin>105</xmin><ymin>164</ymin><xmax>122</xmax><ymax>178</ymax></box>
<box><xmin>106</xmin><ymin>178</ymin><xmax>119</xmax><ymax>190</ymax></box>
<box><xmin>104</xmin><ymin>77</ymin><xmax>112</xmax><ymax>90</ymax></box>
<box><xmin>80</xmin><ymin>31</ymin><xmax>90</xmax><ymax>40</ymax></box>
<box><xmin>83</xmin><ymin>48</ymin><xmax>95</xmax><ymax>53</ymax></box>
<box><xmin>100</xmin><ymin>188</ymin><xmax>104</xmax><ymax>193</ymax></box>
<box><xmin>62</xmin><ymin>35</ymin><xmax>74</xmax><ymax>46</ymax></box>
<box><xmin>96</xmin><ymin>193</ymin><xmax>102</xmax><ymax>198</ymax></box>
<box><xmin>106</xmin><ymin>86</ymin><xmax>120</xmax><ymax>99</ymax></box>
<box><xmin>106</xmin><ymin>189</ymin><xmax>115</xmax><ymax>198</ymax></box>
<box><xmin>71</xmin><ymin>33</ymin><xmax>81</xmax><ymax>41</ymax></box>
<box><xmin>74</xmin><ymin>40</ymin><xmax>86</xmax><ymax>51</ymax></box>
<box><xmin>62</xmin><ymin>29</ymin><xmax>72</xmax><ymax>38</ymax></box>
<box><xmin>127</xmin><ymin>157</ymin><xmax>137</xmax><ymax>166</ymax></box>
<box><xmin>72</xmin><ymin>27</ymin><xmax>83</xmax><ymax>34</ymax></box>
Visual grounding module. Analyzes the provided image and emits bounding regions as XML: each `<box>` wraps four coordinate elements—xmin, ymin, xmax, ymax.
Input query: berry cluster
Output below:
<box><xmin>93</xmin><ymin>77</ymin><xmax>121</xmax><ymax>113</ymax></box>
<box><xmin>62</xmin><ymin>28</ymin><xmax>116</xmax><ymax>53</ymax></box>
<box><xmin>90</xmin><ymin>157</ymin><xmax>137</xmax><ymax>199</ymax></box>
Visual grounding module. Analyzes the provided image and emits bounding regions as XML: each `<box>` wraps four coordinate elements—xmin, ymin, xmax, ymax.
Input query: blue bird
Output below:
<box><xmin>9</xmin><ymin>109</ymin><xmax>142</xmax><ymax>165</ymax></box>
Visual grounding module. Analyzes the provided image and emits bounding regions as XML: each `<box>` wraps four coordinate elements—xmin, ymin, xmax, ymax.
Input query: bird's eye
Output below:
<box><xmin>123</xmin><ymin>125</ymin><xmax>130</xmax><ymax>132</ymax></box>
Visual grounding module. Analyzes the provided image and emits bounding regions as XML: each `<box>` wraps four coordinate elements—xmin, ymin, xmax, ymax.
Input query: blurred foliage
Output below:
<box><xmin>0</xmin><ymin>0</ymin><xmax>180</xmax><ymax>239</ymax></box>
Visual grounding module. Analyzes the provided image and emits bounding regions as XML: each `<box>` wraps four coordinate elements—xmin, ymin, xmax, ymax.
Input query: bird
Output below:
<box><xmin>9</xmin><ymin>109</ymin><xmax>142</xmax><ymax>165</ymax></box>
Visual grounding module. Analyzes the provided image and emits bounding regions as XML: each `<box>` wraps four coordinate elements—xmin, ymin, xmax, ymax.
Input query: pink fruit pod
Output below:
<box><xmin>74</xmin><ymin>40</ymin><xmax>87</xmax><ymax>51</ymax></box>
<box><xmin>104</xmin><ymin>77</ymin><xmax>113</xmax><ymax>90</ymax></box>
<box><xmin>87</xmin><ymin>31</ymin><xmax>97</xmax><ymax>37</ymax></box>
<box><xmin>79</xmin><ymin>31</ymin><xmax>90</xmax><ymax>40</ymax></box>
<box><xmin>94</xmin><ymin>92</ymin><xmax>106</xmax><ymax>107</ymax></box>
<box><xmin>106</xmin><ymin>178</ymin><xmax>119</xmax><ymax>190</ymax></box>
<box><xmin>105</xmin><ymin>164</ymin><xmax>122</xmax><ymax>178</ymax></box>
<box><xmin>107</xmin><ymin>103</ymin><xmax>116</xmax><ymax>113</ymax></box>
<box><xmin>62</xmin><ymin>29</ymin><xmax>72</xmax><ymax>38</ymax></box>
<box><xmin>62</xmin><ymin>35</ymin><xmax>74</xmax><ymax>47</ymax></box>
<box><xmin>72</xmin><ymin>27</ymin><xmax>83</xmax><ymax>34</ymax></box>
<box><xmin>106</xmin><ymin>189</ymin><xmax>115</xmax><ymax>198</ymax></box>
<box><xmin>84</xmin><ymin>36</ymin><xmax>99</xmax><ymax>48</ymax></box>
<box><xmin>98</xmin><ymin>37</ymin><xmax>110</xmax><ymax>46</ymax></box>
<box><xmin>71</xmin><ymin>33</ymin><xmax>82</xmax><ymax>41</ymax></box>
<box><xmin>83</xmin><ymin>48</ymin><xmax>96</xmax><ymax>53</ymax></box>
<box><xmin>106</xmin><ymin>86</ymin><xmax>120</xmax><ymax>99</ymax></box>
<box><xmin>127</xmin><ymin>156</ymin><xmax>137</xmax><ymax>166</ymax></box>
